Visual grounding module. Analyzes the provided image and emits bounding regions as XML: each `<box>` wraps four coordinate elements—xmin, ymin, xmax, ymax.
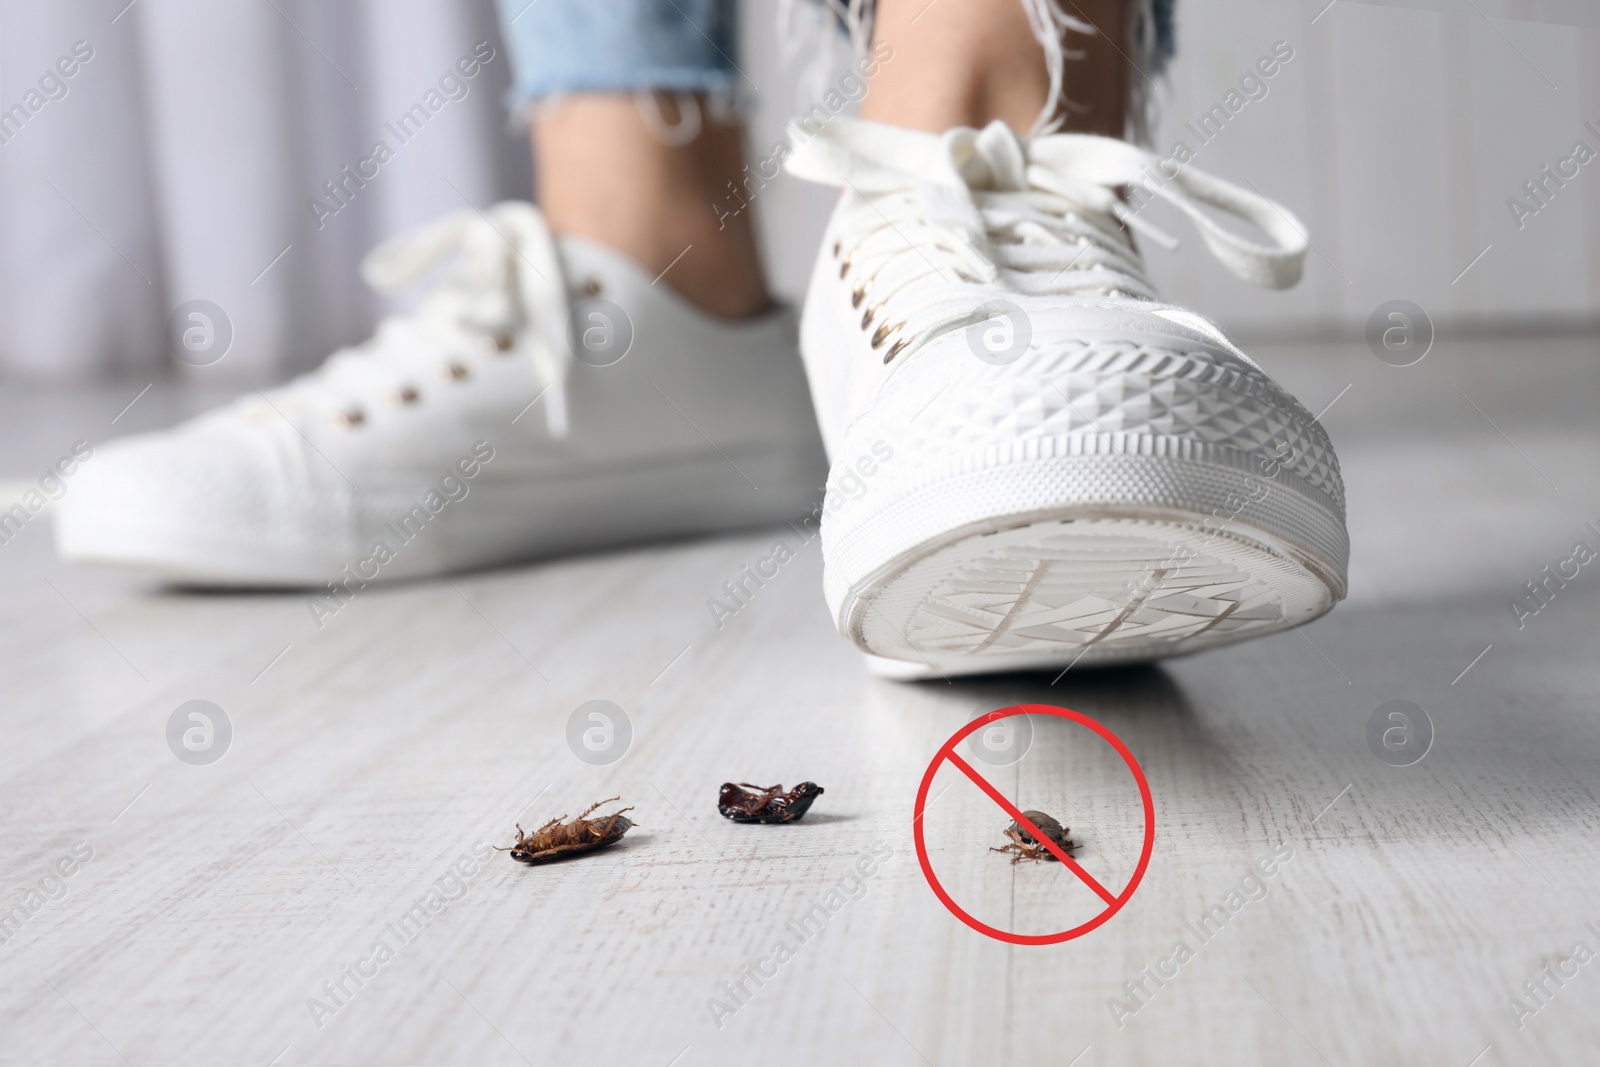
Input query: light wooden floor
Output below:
<box><xmin>2</xmin><ymin>336</ymin><xmax>1597</xmax><ymax>1066</ymax></box>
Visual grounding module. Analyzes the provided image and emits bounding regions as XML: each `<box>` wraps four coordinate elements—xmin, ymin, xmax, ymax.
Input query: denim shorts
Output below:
<box><xmin>494</xmin><ymin>0</ymin><xmax>1175</xmax><ymax>107</ymax></box>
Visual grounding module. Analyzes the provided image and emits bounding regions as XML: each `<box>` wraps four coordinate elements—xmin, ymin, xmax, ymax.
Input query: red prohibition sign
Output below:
<box><xmin>913</xmin><ymin>703</ymin><xmax>1155</xmax><ymax>945</ymax></box>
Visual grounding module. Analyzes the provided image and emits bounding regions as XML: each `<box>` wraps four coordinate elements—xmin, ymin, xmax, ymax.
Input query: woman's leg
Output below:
<box><xmin>496</xmin><ymin>0</ymin><xmax>770</xmax><ymax>320</ymax></box>
<box><xmin>861</xmin><ymin>0</ymin><xmax>1142</xmax><ymax>137</ymax></box>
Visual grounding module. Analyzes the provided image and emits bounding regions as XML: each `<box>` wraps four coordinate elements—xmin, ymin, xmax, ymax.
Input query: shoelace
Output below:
<box><xmin>245</xmin><ymin>202</ymin><xmax>574</xmax><ymax>438</ymax></box>
<box><xmin>786</xmin><ymin>118</ymin><xmax>1309</xmax><ymax>364</ymax></box>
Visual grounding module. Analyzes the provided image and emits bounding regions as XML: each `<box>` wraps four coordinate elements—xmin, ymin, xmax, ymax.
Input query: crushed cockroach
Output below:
<box><xmin>499</xmin><ymin>797</ymin><xmax>635</xmax><ymax>864</ymax></box>
<box><xmin>717</xmin><ymin>782</ymin><xmax>824</xmax><ymax>823</ymax></box>
<box><xmin>991</xmin><ymin>809</ymin><xmax>1079</xmax><ymax>864</ymax></box>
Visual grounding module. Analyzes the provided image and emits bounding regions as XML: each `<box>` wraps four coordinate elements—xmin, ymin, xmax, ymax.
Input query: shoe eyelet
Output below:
<box><xmin>860</xmin><ymin>302</ymin><xmax>883</xmax><ymax>330</ymax></box>
<box><xmin>831</xmin><ymin>238</ymin><xmax>842</xmax><ymax>259</ymax></box>
<box><xmin>870</xmin><ymin>321</ymin><xmax>902</xmax><ymax>350</ymax></box>
<box><xmin>583</xmin><ymin>277</ymin><xmax>603</xmax><ymax>298</ymax></box>
<box><xmin>437</xmin><ymin>361</ymin><xmax>470</xmax><ymax>381</ymax></box>
<box><xmin>838</xmin><ymin>252</ymin><xmax>853</xmax><ymax>279</ymax></box>
<box><xmin>850</xmin><ymin>281</ymin><xmax>871</xmax><ymax>309</ymax></box>
<box><xmin>385</xmin><ymin>385</ymin><xmax>420</xmax><ymax>407</ymax></box>
<box><xmin>493</xmin><ymin>332</ymin><xmax>515</xmax><ymax>353</ymax></box>
<box><xmin>883</xmin><ymin>339</ymin><xmax>907</xmax><ymax>365</ymax></box>
<box><xmin>331</xmin><ymin>407</ymin><xmax>366</xmax><ymax>428</ymax></box>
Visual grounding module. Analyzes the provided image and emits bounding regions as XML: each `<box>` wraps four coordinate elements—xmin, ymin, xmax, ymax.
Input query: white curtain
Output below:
<box><xmin>0</xmin><ymin>0</ymin><xmax>529</xmax><ymax>383</ymax></box>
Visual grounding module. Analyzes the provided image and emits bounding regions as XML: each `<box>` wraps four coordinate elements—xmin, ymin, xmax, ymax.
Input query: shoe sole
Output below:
<box><xmin>58</xmin><ymin>446</ymin><xmax>826</xmax><ymax>587</ymax></box>
<box><xmin>827</xmin><ymin>451</ymin><xmax>1347</xmax><ymax>680</ymax></box>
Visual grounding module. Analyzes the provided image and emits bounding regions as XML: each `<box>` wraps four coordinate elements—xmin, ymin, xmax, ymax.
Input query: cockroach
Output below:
<box><xmin>717</xmin><ymin>782</ymin><xmax>824</xmax><ymax>824</ymax></box>
<box><xmin>990</xmin><ymin>809</ymin><xmax>1078</xmax><ymax>864</ymax></box>
<box><xmin>499</xmin><ymin>797</ymin><xmax>635</xmax><ymax>864</ymax></box>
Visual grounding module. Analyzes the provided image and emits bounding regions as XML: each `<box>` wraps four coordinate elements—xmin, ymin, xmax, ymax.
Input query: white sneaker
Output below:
<box><xmin>787</xmin><ymin>118</ymin><xmax>1347</xmax><ymax>678</ymax></box>
<box><xmin>57</xmin><ymin>203</ymin><xmax>826</xmax><ymax>586</ymax></box>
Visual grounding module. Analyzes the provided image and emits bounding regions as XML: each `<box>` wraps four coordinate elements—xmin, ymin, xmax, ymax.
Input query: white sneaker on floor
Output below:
<box><xmin>787</xmin><ymin>118</ymin><xmax>1347</xmax><ymax>678</ymax></box>
<box><xmin>57</xmin><ymin>203</ymin><xmax>826</xmax><ymax>586</ymax></box>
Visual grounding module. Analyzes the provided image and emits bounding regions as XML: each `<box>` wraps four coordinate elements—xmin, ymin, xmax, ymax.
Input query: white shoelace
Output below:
<box><xmin>245</xmin><ymin>203</ymin><xmax>574</xmax><ymax>438</ymax></box>
<box><xmin>786</xmin><ymin>118</ymin><xmax>1309</xmax><ymax>364</ymax></box>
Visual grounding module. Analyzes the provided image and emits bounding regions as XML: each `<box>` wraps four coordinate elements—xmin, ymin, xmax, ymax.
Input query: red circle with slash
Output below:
<box><xmin>913</xmin><ymin>703</ymin><xmax>1154</xmax><ymax>945</ymax></box>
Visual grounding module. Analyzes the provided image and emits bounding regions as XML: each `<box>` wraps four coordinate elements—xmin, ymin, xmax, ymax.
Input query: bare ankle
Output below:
<box><xmin>861</xmin><ymin>0</ymin><xmax>1134</xmax><ymax>138</ymax></box>
<box><xmin>533</xmin><ymin>95</ymin><xmax>773</xmax><ymax>321</ymax></box>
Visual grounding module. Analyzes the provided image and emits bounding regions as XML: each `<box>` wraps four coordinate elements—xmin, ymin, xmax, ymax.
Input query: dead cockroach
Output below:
<box><xmin>499</xmin><ymin>797</ymin><xmax>635</xmax><ymax>864</ymax></box>
<box><xmin>990</xmin><ymin>809</ymin><xmax>1078</xmax><ymax>864</ymax></box>
<box><xmin>717</xmin><ymin>782</ymin><xmax>824</xmax><ymax>824</ymax></box>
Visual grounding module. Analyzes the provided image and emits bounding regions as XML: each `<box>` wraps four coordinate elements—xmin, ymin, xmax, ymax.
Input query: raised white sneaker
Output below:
<box><xmin>56</xmin><ymin>203</ymin><xmax>826</xmax><ymax>586</ymax></box>
<box><xmin>787</xmin><ymin>118</ymin><xmax>1347</xmax><ymax>678</ymax></box>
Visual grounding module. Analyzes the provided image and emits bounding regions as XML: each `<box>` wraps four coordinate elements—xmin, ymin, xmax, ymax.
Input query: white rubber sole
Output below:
<box><xmin>58</xmin><ymin>447</ymin><xmax>825</xmax><ymax>587</ymax></box>
<box><xmin>853</xmin><ymin>512</ymin><xmax>1332</xmax><ymax>679</ymax></box>
<box><xmin>826</xmin><ymin>452</ymin><xmax>1347</xmax><ymax>679</ymax></box>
